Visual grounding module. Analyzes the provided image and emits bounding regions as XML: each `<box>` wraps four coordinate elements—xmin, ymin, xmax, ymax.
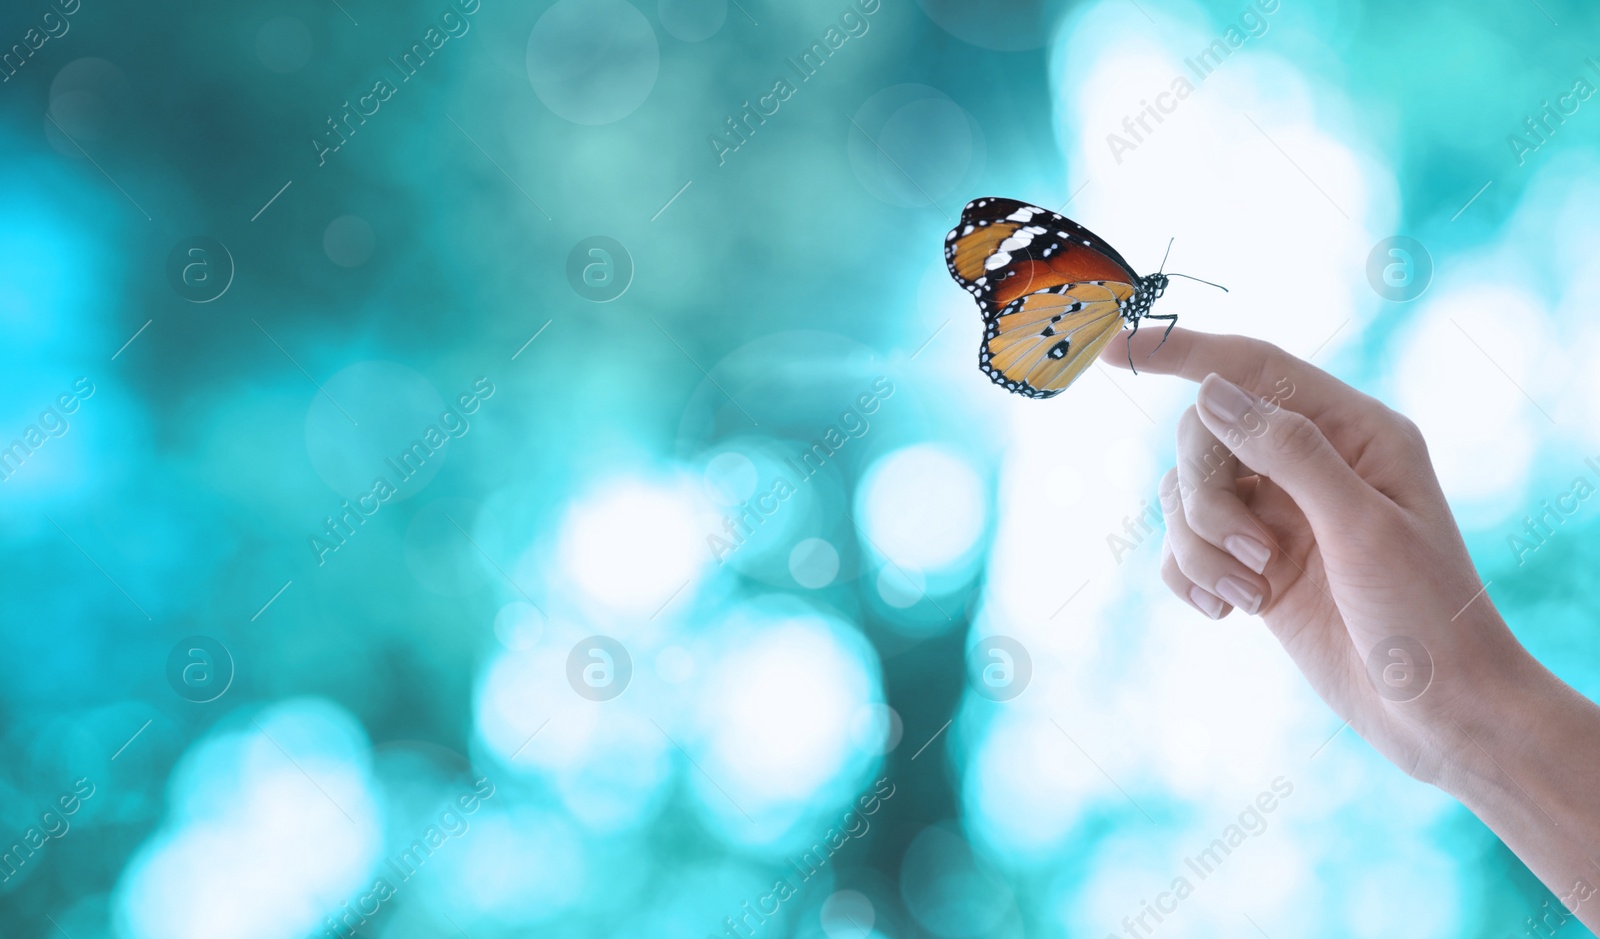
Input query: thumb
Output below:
<box><xmin>1194</xmin><ymin>373</ymin><xmax>1381</xmax><ymax>531</ymax></box>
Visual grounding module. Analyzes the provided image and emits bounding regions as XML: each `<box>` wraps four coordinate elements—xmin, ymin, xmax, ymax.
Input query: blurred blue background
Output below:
<box><xmin>1</xmin><ymin>0</ymin><xmax>1597</xmax><ymax>936</ymax></box>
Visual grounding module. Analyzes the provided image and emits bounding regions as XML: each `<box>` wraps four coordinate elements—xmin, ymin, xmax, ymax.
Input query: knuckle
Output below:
<box><xmin>1237</xmin><ymin>336</ymin><xmax>1282</xmax><ymax>389</ymax></box>
<box><xmin>1188</xmin><ymin>439</ymin><xmax>1236</xmax><ymax>485</ymax></box>
<box><xmin>1369</xmin><ymin>502</ymin><xmax>1417</xmax><ymax>543</ymax></box>
<box><xmin>1182</xmin><ymin>492</ymin><xmax>1235</xmax><ymax>542</ymax></box>
<box><xmin>1267</xmin><ymin>410</ymin><xmax>1325</xmax><ymax>460</ymax></box>
<box><xmin>1389</xmin><ymin>410</ymin><xmax>1429</xmax><ymax>455</ymax></box>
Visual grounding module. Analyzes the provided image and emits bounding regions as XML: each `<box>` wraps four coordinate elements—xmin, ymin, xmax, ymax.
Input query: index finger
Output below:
<box><xmin>1099</xmin><ymin>325</ymin><xmax>1393</xmax><ymax>436</ymax></box>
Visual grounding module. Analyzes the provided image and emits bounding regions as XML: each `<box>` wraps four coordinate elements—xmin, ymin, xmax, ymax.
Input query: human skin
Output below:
<box><xmin>1101</xmin><ymin>326</ymin><xmax>1600</xmax><ymax>929</ymax></box>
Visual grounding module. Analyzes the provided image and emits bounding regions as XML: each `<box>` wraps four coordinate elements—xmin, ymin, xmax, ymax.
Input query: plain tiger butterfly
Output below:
<box><xmin>944</xmin><ymin>197</ymin><xmax>1222</xmax><ymax>399</ymax></box>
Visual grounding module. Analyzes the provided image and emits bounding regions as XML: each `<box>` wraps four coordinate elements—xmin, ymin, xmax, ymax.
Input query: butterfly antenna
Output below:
<box><xmin>1167</xmin><ymin>272</ymin><xmax>1229</xmax><ymax>293</ymax></box>
<box><xmin>1157</xmin><ymin>238</ymin><xmax>1174</xmax><ymax>275</ymax></box>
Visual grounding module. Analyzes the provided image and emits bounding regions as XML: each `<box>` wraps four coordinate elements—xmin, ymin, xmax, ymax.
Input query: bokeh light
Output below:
<box><xmin>4</xmin><ymin>0</ymin><xmax>1597</xmax><ymax>937</ymax></box>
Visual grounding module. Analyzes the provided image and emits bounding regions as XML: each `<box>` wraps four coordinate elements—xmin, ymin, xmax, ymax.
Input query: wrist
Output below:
<box><xmin>1372</xmin><ymin>591</ymin><xmax>1532</xmax><ymax>792</ymax></box>
<box><xmin>1425</xmin><ymin>635</ymin><xmax>1581</xmax><ymax>813</ymax></box>
<box><xmin>1421</xmin><ymin>632</ymin><xmax>1600</xmax><ymax>923</ymax></box>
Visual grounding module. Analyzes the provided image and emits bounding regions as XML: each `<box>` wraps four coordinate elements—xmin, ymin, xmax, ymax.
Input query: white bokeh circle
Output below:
<box><xmin>323</xmin><ymin>215</ymin><xmax>375</xmax><ymax>268</ymax></box>
<box><xmin>822</xmin><ymin>890</ymin><xmax>877</xmax><ymax>939</ymax></box>
<box><xmin>47</xmin><ymin>58</ymin><xmax>132</xmax><ymax>153</ymax></box>
<box><xmin>305</xmin><ymin>361</ymin><xmax>448</xmax><ymax>502</ymax></box>
<box><xmin>789</xmin><ymin>537</ymin><xmax>841</xmax><ymax>589</ymax></box>
<box><xmin>848</xmin><ymin>702</ymin><xmax>903</xmax><ymax>755</ymax></box>
<box><xmin>877</xmin><ymin>564</ymin><xmax>926</xmax><ymax>608</ymax></box>
<box><xmin>848</xmin><ymin>84</ymin><xmax>985</xmax><ymax>209</ymax></box>
<box><xmin>703</xmin><ymin>450</ymin><xmax>759</xmax><ymax>505</ymax></box>
<box><xmin>526</xmin><ymin>0</ymin><xmax>659</xmax><ymax>125</ymax></box>
<box><xmin>556</xmin><ymin>478</ymin><xmax>706</xmax><ymax>616</ymax></box>
<box><xmin>858</xmin><ymin>444</ymin><xmax>986</xmax><ymax>573</ymax></box>
<box><xmin>495</xmin><ymin>601</ymin><xmax>546</xmax><ymax>651</ymax></box>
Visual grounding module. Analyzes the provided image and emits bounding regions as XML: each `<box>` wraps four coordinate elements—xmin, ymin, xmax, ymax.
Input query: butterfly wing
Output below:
<box><xmin>980</xmin><ymin>282</ymin><xmax>1133</xmax><ymax>398</ymax></box>
<box><xmin>945</xmin><ymin>197</ymin><xmax>1141</xmax><ymax>318</ymax></box>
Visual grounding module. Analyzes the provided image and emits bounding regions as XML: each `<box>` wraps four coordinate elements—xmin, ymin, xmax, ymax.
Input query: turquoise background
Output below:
<box><xmin>1</xmin><ymin>0</ymin><xmax>1598</xmax><ymax>936</ymax></box>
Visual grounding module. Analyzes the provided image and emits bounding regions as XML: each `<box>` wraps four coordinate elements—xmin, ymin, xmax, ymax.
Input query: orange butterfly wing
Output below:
<box><xmin>944</xmin><ymin>197</ymin><xmax>1140</xmax><ymax>318</ymax></box>
<box><xmin>981</xmin><ymin>283</ymin><xmax>1133</xmax><ymax>398</ymax></box>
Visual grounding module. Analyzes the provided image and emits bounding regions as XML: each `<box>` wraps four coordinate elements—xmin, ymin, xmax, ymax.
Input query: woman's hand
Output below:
<box><xmin>1103</xmin><ymin>326</ymin><xmax>1515</xmax><ymax>782</ymax></box>
<box><xmin>1103</xmin><ymin>327</ymin><xmax>1600</xmax><ymax>926</ymax></box>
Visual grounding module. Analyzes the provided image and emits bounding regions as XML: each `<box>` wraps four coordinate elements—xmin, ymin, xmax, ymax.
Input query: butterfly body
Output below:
<box><xmin>945</xmin><ymin>197</ymin><xmax>1180</xmax><ymax>399</ymax></box>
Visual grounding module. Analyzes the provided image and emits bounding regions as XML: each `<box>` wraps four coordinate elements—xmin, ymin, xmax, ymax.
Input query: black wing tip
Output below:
<box><xmin>959</xmin><ymin>195</ymin><xmax>1052</xmax><ymax>221</ymax></box>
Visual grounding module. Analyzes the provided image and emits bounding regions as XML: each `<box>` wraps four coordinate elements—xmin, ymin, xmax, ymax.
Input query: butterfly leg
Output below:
<box><xmin>1145</xmin><ymin>313</ymin><xmax>1179</xmax><ymax>359</ymax></box>
<box><xmin>1125</xmin><ymin>315</ymin><xmax>1141</xmax><ymax>375</ymax></box>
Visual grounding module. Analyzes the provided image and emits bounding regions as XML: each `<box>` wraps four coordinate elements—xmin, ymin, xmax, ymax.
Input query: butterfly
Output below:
<box><xmin>944</xmin><ymin>197</ymin><xmax>1219</xmax><ymax>399</ymax></box>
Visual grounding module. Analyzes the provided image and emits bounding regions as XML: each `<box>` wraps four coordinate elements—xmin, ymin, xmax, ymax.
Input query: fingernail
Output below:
<box><xmin>1200</xmin><ymin>375</ymin><xmax>1255</xmax><ymax>424</ymax></box>
<box><xmin>1224</xmin><ymin>535</ymin><xmax>1271</xmax><ymax>574</ymax></box>
<box><xmin>1215</xmin><ymin>577</ymin><xmax>1263</xmax><ymax>616</ymax></box>
<box><xmin>1189</xmin><ymin>586</ymin><xmax>1225</xmax><ymax>619</ymax></box>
